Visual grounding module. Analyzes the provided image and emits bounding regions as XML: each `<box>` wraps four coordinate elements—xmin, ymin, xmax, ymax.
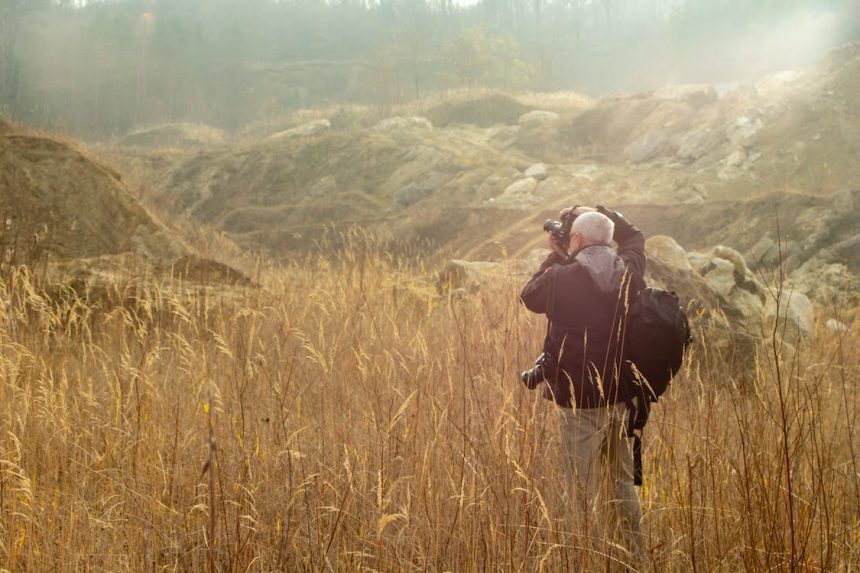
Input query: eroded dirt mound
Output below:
<box><xmin>118</xmin><ymin>125</ymin><xmax>535</xmax><ymax>254</ymax></box>
<box><xmin>119</xmin><ymin>123</ymin><xmax>228</xmax><ymax>150</ymax></box>
<box><xmin>0</xmin><ymin>134</ymin><xmax>187</xmax><ymax>262</ymax></box>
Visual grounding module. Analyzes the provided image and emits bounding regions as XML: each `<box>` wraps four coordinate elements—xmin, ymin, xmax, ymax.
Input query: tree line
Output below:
<box><xmin>1</xmin><ymin>0</ymin><xmax>856</xmax><ymax>137</ymax></box>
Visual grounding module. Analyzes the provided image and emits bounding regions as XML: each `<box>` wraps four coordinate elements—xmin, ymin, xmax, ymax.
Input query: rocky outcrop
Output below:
<box><xmin>518</xmin><ymin>110</ymin><xmax>560</xmax><ymax>128</ymax></box>
<box><xmin>645</xmin><ymin>236</ymin><xmax>692</xmax><ymax>272</ymax></box>
<box><xmin>764</xmin><ymin>291</ymin><xmax>815</xmax><ymax>343</ymax></box>
<box><xmin>490</xmin><ymin>177</ymin><xmax>540</xmax><ymax>208</ymax></box>
<box><xmin>374</xmin><ymin>116</ymin><xmax>433</xmax><ymax>131</ymax></box>
<box><xmin>690</xmin><ymin>245</ymin><xmax>769</xmax><ymax>329</ymax></box>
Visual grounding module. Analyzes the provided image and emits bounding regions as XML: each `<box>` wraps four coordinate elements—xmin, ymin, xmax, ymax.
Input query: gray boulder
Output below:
<box><xmin>726</xmin><ymin>115</ymin><xmax>763</xmax><ymax>145</ymax></box>
<box><xmin>691</xmin><ymin>245</ymin><xmax>767</xmax><ymax>328</ymax></box>
<box><xmin>646</xmin><ymin>236</ymin><xmax>692</xmax><ymax>272</ymax></box>
<box><xmin>764</xmin><ymin>290</ymin><xmax>815</xmax><ymax>342</ymax></box>
<box><xmin>491</xmin><ymin>177</ymin><xmax>539</xmax><ymax>208</ymax></box>
<box><xmin>524</xmin><ymin>163</ymin><xmax>549</xmax><ymax>181</ymax></box>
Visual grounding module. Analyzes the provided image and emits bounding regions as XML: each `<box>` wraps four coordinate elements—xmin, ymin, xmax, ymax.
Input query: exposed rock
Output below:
<box><xmin>724</xmin><ymin>148</ymin><xmax>747</xmax><ymax>168</ymax></box>
<box><xmin>789</xmin><ymin>262</ymin><xmax>859</xmax><ymax>305</ymax></box>
<box><xmin>726</xmin><ymin>116</ymin><xmax>763</xmax><ymax>145</ymax></box>
<box><xmin>764</xmin><ymin>290</ymin><xmax>815</xmax><ymax>341</ymax></box>
<box><xmin>267</xmin><ymin>119</ymin><xmax>331</xmax><ymax>140</ymax></box>
<box><xmin>746</xmin><ymin>236</ymin><xmax>778</xmax><ymax>268</ymax></box>
<box><xmin>487</xmin><ymin>125</ymin><xmax>520</xmax><ymax>147</ymax></box>
<box><xmin>394</xmin><ymin>171</ymin><xmax>451</xmax><ymax>206</ymax></box>
<box><xmin>535</xmin><ymin>176</ymin><xmax>566</xmax><ymax>198</ymax></box>
<box><xmin>646</xmin><ymin>235</ymin><xmax>692</xmax><ymax>272</ymax></box>
<box><xmin>518</xmin><ymin>110</ymin><xmax>560</xmax><ymax>128</ymax></box>
<box><xmin>654</xmin><ymin>84</ymin><xmax>719</xmax><ymax>106</ymax></box>
<box><xmin>374</xmin><ymin>116</ymin><xmax>433</xmax><ymax>131</ymax></box>
<box><xmin>675</xmin><ymin>129</ymin><xmax>715</xmax><ymax>161</ymax></box>
<box><xmin>491</xmin><ymin>177</ymin><xmax>539</xmax><ymax>208</ymax></box>
<box><xmin>474</xmin><ymin>167</ymin><xmax>520</xmax><ymax>201</ymax></box>
<box><xmin>624</xmin><ymin>131</ymin><xmax>671</xmax><ymax>163</ymax></box>
<box><xmin>702</xmin><ymin>258</ymin><xmax>738</xmax><ymax>297</ymax></box>
<box><xmin>675</xmin><ymin>184</ymin><xmax>708</xmax><ymax>205</ymax></box>
<box><xmin>687</xmin><ymin>251</ymin><xmax>711</xmax><ymax>273</ymax></box>
<box><xmin>691</xmin><ymin>245</ymin><xmax>768</xmax><ymax>328</ymax></box>
<box><xmin>524</xmin><ymin>163</ymin><xmax>549</xmax><ymax>181</ymax></box>
<box><xmin>711</xmin><ymin>245</ymin><xmax>751</xmax><ymax>275</ymax></box>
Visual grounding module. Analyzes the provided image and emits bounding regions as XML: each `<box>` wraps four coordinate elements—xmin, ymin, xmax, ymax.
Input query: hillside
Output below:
<box><xmin>106</xmin><ymin>44</ymin><xmax>860</xmax><ymax>303</ymax></box>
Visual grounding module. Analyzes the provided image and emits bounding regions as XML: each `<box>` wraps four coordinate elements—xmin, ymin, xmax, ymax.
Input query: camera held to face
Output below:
<box><xmin>543</xmin><ymin>209</ymin><xmax>578</xmax><ymax>247</ymax></box>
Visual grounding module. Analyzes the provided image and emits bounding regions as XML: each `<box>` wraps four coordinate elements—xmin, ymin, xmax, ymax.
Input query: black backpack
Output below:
<box><xmin>622</xmin><ymin>287</ymin><xmax>693</xmax><ymax>485</ymax></box>
<box><xmin>625</xmin><ymin>287</ymin><xmax>692</xmax><ymax>402</ymax></box>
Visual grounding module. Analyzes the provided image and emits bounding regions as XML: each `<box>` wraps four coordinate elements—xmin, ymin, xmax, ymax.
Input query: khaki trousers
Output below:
<box><xmin>558</xmin><ymin>403</ymin><xmax>643</xmax><ymax>555</ymax></box>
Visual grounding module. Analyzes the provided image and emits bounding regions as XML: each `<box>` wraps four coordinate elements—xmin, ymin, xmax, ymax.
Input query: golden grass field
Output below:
<box><xmin>0</xmin><ymin>237</ymin><xmax>857</xmax><ymax>572</ymax></box>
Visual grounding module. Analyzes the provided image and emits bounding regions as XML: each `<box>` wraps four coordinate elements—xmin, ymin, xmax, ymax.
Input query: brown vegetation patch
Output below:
<box><xmin>167</xmin><ymin>255</ymin><xmax>252</xmax><ymax>286</ymax></box>
<box><xmin>424</xmin><ymin>93</ymin><xmax>532</xmax><ymax>127</ymax></box>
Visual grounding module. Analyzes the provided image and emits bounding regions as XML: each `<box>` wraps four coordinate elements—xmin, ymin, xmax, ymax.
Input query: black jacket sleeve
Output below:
<box><xmin>598</xmin><ymin>205</ymin><xmax>646</xmax><ymax>284</ymax></box>
<box><xmin>520</xmin><ymin>251</ymin><xmax>563</xmax><ymax>314</ymax></box>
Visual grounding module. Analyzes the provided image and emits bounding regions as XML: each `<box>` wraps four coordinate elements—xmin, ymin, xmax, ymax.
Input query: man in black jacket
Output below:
<box><xmin>521</xmin><ymin>205</ymin><xmax>646</xmax><ymax>556</ymax></box>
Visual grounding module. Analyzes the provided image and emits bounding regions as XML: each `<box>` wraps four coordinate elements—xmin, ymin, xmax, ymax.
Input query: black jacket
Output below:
<box><xmin>521</xmin><ymin>210</ymin><xmax>646</xmax><ymax>408</ymax></box>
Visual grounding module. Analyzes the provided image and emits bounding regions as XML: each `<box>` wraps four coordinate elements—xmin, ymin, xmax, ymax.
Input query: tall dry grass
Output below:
<box><xmin>0</xmin><ymin>236</ymin><xmax>857</xmax><ymax>571</ymax></box>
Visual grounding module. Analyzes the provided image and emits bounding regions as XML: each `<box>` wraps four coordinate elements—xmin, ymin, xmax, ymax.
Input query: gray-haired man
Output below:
<box><xmin>520</xmin><ymin>205</ymin><xmax>646</xmax><ymax>556</ymax></box>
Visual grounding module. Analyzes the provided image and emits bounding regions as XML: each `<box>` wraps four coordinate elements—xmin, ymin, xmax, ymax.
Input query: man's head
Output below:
<box><xmin>569</xmin><ymin>211</ymin><xmax>614</xmax><ymax>252</ymax></box>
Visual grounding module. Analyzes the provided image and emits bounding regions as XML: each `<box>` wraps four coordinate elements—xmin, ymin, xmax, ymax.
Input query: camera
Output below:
<box><xmin>543</xmin><ymin>209</ymin><xmax>578</xmax><ymax>246</ymax></box>
<box><xmin>521</xmin><ymin>352</ymin><xmax>550</xmax><ymax>389</ymax></box>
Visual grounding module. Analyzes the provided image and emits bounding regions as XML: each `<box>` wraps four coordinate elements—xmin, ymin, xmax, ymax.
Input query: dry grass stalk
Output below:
<box><xmin>0</xmin><ymin>234</ymin><xmax>856</xmax><ymax>571</ymax></box>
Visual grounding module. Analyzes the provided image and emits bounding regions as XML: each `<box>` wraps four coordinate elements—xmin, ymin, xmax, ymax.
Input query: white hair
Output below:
<box><xmin>571</xmin><ymin>211</ymin><xmax>614</xmax><ymax>246</ymax></box>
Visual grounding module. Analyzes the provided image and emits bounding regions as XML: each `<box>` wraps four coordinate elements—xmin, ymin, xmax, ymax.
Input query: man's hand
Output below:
<box><xmin>547</xmin><ymin>233</ymin><xmax>568</xmax><ymax>259</ymax></box>
<box><xmin>559</xmin><ymin>205</ymin><xmax>596</xmax><ymax>219</ymax></box>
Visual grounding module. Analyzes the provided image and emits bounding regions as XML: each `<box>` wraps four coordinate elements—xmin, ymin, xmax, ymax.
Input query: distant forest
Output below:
<box><xmin>1</xmin><ymin>0</ymin><xmax>857</xmax><ymax>136</ymax></box>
